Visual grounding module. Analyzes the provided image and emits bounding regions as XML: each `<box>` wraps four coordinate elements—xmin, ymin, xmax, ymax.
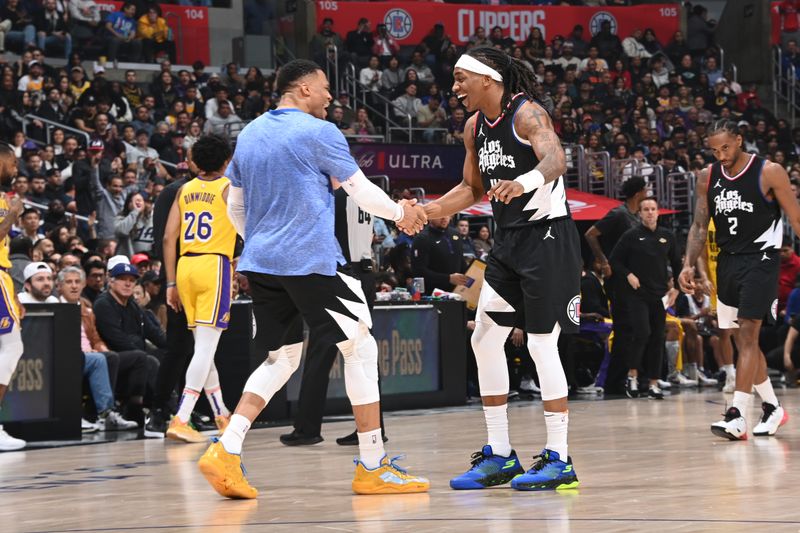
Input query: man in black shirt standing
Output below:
<box><xmin>411</xmin><ymin>215</ymin><xmax>467</xmax><ymax>294</ymax></box>
<box><xmin>584</xmin><ymin>177</ymin><xmax>647</xmax><ymax>279</ymax></box>
<box><xmin>610</xmin><ymin>197</ymin><xmax>681</xmax><ymax>400</ymax></box>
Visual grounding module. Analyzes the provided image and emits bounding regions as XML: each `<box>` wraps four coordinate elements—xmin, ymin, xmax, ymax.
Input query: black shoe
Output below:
<box><xmin>647</xmin><ymin>386</ymin><xmax>664</xmax><ymax>400</ymax></box>
<box><xmin>144</xmin><ymin>407</ymin><xmax>168</xmax><ymax>438</ymax></box>
<box><xmin>336</xmin><ymin>430</ymin><xmax>388</xmax><ymax>446</ymax></box>
<box><xmin>625</xmin><ymin>377</ymin><xmax>639</xmax><ymax>399</ymax></box>
<box><xmin>279</xmin><ymin>429</ymin><xmax>324</xmax><ymax>446</ymax></box>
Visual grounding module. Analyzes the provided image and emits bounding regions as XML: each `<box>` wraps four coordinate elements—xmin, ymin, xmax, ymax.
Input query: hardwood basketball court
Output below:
<box><xmin>2</xmin><ymin>389</ymin><xmax>797</xmax><ymax>533</ymax></box>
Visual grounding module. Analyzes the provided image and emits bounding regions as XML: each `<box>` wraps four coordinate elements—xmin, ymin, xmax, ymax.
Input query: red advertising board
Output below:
<box><xmin>95</xmin><ymin>1</ymin><xmax>209</xmax><ymax>64</ymax></box>
<box><xmin>316</xmin><ymin>2</ymin><xmax>680</xmax><ymax>46</ymax></box>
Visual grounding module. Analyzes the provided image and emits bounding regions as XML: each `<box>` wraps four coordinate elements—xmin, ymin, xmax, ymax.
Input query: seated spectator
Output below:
<box><xmin>36</xmin><ymin>0</ymin><xmax>71</xmax><ymax>59</ymax></box>
<box><xmin>0</xmin><ymin>0</ymin><xmax>35</xmax><ymax>52</ymax></box>
<box><xmin>26</xmin><ymin>175</ymin><xmax>48</xmax><ymax>205</ymax></box>
<box><xmin>9</xmin><ymin>237</ymin><xmax>32</xmax><ymax>293</ymax></box>
<box><xmin>359</xmin><ymin>55</ymin><xmax>382</xmax><ymax>93</ymax></box>
<box><xmin>392</xmin><ymin>83</ymin><xmax>421</xmax><ymax>126</ymax></box>
<box><xmin>204</xmin><ymin>101</ymin><xmax>243</xmax><ymax>137</ymax></box>
<box><xmin>590</xmin><ymin>20</ymin><xmax>622</xmax><ymax>63</ymax></box>
<box><xmin>56</xmin><ymin>266</ymin><xmax>138</xmax><ymax>432</ymax></box>
<box><xmin>328</xmin><ymin>106</ymin><xmax>353</xmax><ymax>135</ymax></box>
<box><xmin>105</xmin><ymin>2</ymin><xmax>142</xmax><ymax>63</ymax></box>
<box><xmin>380</xmin><ymin>56</ymin><xmax>403</xmax><ymax>96</ymax></box>
<box><xmin>82</xmin><ymin>259</ymin><xmax>107</xmax><ymax>303</ymax></box>
<box><xmin>372</xmin><ymin>23</ymin><xmax>399</xmax><ymax>66</ymax></box>
<box><xmin>17</xmin><ymin>60</ymin><xmax>44</xmax><ymax>95</ymax></box>
<box><xmin>456</xmin><ymin>219</ymin><xmax>476</xmax><ymax>259</ymax></box>
<box><xmin>472</xmin><ymin>225</ymin><xmax>493</xmax><ymax>259</ymax></box>
<box><xmin>18</xmin><ymin>261</ymin><xmax>58</xmax><ymax>304</ymax></box>
<box><xmin>416</xmin><ymin>97</ymin><xmax>447</xmax><ymax>143</ymax></box>
<box><xmin>446</xmin><ymin>107</ymin><xmax>466</xmax><ymax>144</ymax></box>
<box><xmin>411</xmin><ymin>215</ymin><xmax>467</xmax><ymax>295</ymax></box>
<box><xmin>489</xmin><ymin>25</ymin><xmax>515</xmax><ymax>51</ymax></box>
<box><xmin>579</xmin><ymin>46</ymin><xmax>608</xmax><ymax>73</ymax></box>
<box><xmin>93</xmin><ymin>263</ymin><xmax>164</xmax><ymax>424</ymax></box>
<box><xmin>350</xmin><ymin>107</ymin><xmax>377</xmax><ymax>141</ymax></box>
<box><xmin>405</xmin><ymin>51</ymin><xmax>435</xmax><ymax>87</ymax></box>
<box><xmin>622</xmin><ymin>29</ymin><xmax>652</xmax><ymax>59</ymax></box>
<box><xmin>204</xmin><ymin>84</ymin><xmax>233</xmax><ymax>120</ymax></box>
<box><xmin>69</xmin><ymin>0</ymin><xmax>101</xmax><ymax>48</ymax></box>
<box><xmin>126</xmin><ymin>129</ymin><xmax>159</xmax><ymax>167</ymax></box>
<box><xmin>138</xmin><ymin>6</ymin><xmax>175</xmax><ymax>62</ymax></box>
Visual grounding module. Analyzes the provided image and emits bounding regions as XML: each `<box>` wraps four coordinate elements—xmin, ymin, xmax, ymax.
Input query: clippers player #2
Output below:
<box><xmin>680</xmin><ymin>119</ymin><xmax>797</xmax><ymax>440</ymax></box>
<box><xmin>423</xmin><ymin>47</ymin><xmax>581</xmax><ymax>491</ymax></box>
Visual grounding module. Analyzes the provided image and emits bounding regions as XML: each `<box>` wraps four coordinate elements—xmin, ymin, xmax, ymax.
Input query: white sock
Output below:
<box><xmin>723</xmin><ymin>364</ymin><xmax>735</xmax><ymax>375</ymax></box>
<box><xmin>754</xmin><ymin>378</ymin><xmax>779</xmax><ymax>407</ymax></box>
<box><xmin>544</xmin><ymin>410</ymin><xmax>568</xmax><ymax>460</ymax></box>
<box><xmin>732</xmin><ymin>391</ymin><xmax>751</xmax><ymax>420</ymax></box>
<box><xmin>175</xmin><ymin>388</ymin><xmax>200</xmax><ymax>423</ymax></box>
<box><xmin>357</xmin><ymin>428</ymin><xmax>385</xmax><ymax>469</ymax></box>
<box><xmin>204</xmin><ymin>386</ymin><xmax>229</xmax><ymax>417</ymax></box>
<box><xmin>627</xmin><ymin>375</ymin><xmax>638</xmax><ymax>391</ymax></box>
<box><xmin>219</xmin><ymin>414</ymin><xmax>251</xmax><ymax>455</ymax></box>
<box><xmin>483</xmin><ymin>404</ymin><xmax>511</xmax><ymax>457</ymax></box>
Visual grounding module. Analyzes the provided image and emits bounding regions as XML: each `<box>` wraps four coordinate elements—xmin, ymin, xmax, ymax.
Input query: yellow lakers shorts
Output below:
<box><xmin>177</xmin><ymin>254</ymin><xmax>232</xmax><ymax>329</ymax></box>
<box><xmin>0</xmin><ymin>270</ymin><xmax>20</xmax><ymax>333</ymax></box>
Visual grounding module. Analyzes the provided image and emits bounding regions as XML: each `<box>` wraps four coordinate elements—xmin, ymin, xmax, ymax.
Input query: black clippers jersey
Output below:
<box><xmin>474</xmin><ymin>94</ymin><xmax>570</xmax><ymax>229</ymax></box>
<box><xmin>707</xmin><ymin>154</ymin><xmax>782</xmax><ymax>254</ymax></box>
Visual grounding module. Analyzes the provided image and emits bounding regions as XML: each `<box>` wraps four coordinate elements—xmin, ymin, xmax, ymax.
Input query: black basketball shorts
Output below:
<box><xmin>478</xmin><ymin>217</ymin><xmax>582</xmax><ymax>334</ymax></box>
<box><xmin>242</xmin><ymin>265</ymin><xmax>372</xmax><ymax>352</ymax></box>
<box><xmin>716</xmin><ymin>250</ymin><xmax>779</xmax><ymax>328</ymax></box>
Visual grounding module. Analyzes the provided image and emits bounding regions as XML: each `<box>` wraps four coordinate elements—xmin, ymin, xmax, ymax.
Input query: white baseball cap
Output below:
<box><xmin>23</xmin><ymin>262</ymin><xmax>53</xmax><ymax>281</ymax></box>
<box><xmin>107</xmin><ymin>255</ymin><xmax>131</xmax><ymax>272</ymax></box>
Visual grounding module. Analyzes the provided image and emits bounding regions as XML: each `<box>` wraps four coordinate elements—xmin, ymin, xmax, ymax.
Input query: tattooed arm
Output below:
<box><xmin>679</xmin><ymin>167</ymin><xmax>711</xmax><ymax>294</ymax></box>
<box><xmin>487</xmin><ymin>100</ymin><xmax>567</xmax><ymax>204</ymax></box>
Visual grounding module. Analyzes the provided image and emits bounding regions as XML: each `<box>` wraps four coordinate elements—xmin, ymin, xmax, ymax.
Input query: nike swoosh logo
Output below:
<box><xmin>639</xmin><ymin>237</ymin><xmax>646</xmax><ymax>240</ymax></box>
<box><xmin>435</xmin><ymin>240</ymin><xmax>441</xmax><ymax>244</ymax></box>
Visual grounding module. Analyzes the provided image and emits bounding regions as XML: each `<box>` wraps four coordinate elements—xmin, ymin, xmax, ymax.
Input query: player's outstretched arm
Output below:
<box><xmin>424</xmin><ymin>114</ymin><xmax>485</xmax><ymax>219</ymax></box>
<box><xmin>332</xmin><ymin>171</ymin><xmax>427</xmax><ymax>235</ymax></box>
<box><xmin>764</xmin><ymin>161</ymin><xmax>800</xmax><ymax>237</ymax></box>
<box><xmin>487</xmin><ymin>101</ymin><xmax>567</xmax><ymax>204</ymax></box>
<box><xmin>680</xmin><ymin>167</ymin><xmax>711</xmax><ymax>294</ymax></box>
<box><xmin>163</xmin><ymin>192</ymin><xmax>183</xmax><ymax>312</ymax></box>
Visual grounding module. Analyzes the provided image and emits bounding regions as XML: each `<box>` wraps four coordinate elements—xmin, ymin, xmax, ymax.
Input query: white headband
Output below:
<box><xmin>454</xmin><ymin>55</ymin><xmax>503</xmax><ymax>82</ymax></box>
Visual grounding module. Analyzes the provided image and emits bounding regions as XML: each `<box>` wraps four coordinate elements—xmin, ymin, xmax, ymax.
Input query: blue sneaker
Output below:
<box><xmin>449</xmin><ymin>445</ymin><xmax>524</xmax><ymax>490</ymax></box>
<box><xmin>511</xmin><ymin>449</ymin><xmax>579</xmax><ymax>491</ymax></box>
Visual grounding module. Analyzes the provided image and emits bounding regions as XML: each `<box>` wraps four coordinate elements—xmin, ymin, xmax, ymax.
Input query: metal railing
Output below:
<box><xmin>344</xmin><ymin>134</ymin><xmax>385</xmax><ymax>143</ymax></box>
<box><xmin>772</xmin><ymin>46</ymin><xmax>800</xmax><ymax>126</ymax></box>
<box><xmin>387</xmin><ymin>127</ymin><xmax>448</xmax><ymax>144</ymax></box>
<box><xmin>583</xmin><ymin>150</ymin><xmax>611</xmax><ymax>196</ymax></box>
<box><xmin>368</xmin><ymin>175</ymin><xmax>390</xmax><ymax>192</ymax></box>
<box><xmin>562</xmin><ymin>143</ymin><xmax>584</xmax><ymax>190</ymax></box>
<box><xmin>326</xmin><ymin>44</ymin><xmax>340</xmax><ymax>96</ymax></box>
<box><xmin>23</xmin><ymin>114</ymin><xmax>91</xmax><ymax>147</ymax></box>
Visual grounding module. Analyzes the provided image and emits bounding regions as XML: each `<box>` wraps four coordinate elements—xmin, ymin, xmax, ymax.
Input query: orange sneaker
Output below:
<box><xmin>166</xmin><ymin>417</ymin><xmax>207</xmax><ymax>444</ymax></box>
<box><xmin>198</xmin><ymin>440</ymin><xmax>258</xmax><ymax>499</ymax></box>
<box><xmin>352</xmin><ymin>455</ymin><xmax>430</xmax><ymax>495</ymax></box>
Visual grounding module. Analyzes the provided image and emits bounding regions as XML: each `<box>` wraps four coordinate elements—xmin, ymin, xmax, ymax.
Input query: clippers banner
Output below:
<box><xmin>316</xmin><ymin>2</ymin><xmax>680</xmax><ymax>46</ymax></box>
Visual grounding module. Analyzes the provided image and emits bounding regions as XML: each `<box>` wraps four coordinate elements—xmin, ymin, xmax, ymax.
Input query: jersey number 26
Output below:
<box><xmin>184</xmin><ymin>211</ymin><xmax>213</xmax><ymax>242</ymax></box>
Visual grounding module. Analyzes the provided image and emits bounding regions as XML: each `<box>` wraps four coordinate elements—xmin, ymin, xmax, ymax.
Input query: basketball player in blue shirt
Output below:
<box><xmin>197</xmin><ymin>59</ymin><xmax>429</xmax><ymax>498</ymax></box>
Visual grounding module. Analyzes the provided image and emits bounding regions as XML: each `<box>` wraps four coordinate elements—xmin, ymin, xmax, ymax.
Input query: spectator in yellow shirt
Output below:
<box><xmin>137</xmin><ymin>6</ymin><xmax>175</xmax><ymax>62</ymax></box>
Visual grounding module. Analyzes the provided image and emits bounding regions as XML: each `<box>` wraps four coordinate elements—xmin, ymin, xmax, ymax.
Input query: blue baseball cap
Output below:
<box><xmin>109</xmin><ymin>263</ymin><xmax>140</xmax><ymax>279</ymax></box>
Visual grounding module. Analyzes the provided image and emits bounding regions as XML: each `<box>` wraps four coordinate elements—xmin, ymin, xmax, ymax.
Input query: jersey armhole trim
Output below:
<box><xmin>757</xmin><ymin>159</ymin><xmax>776</xmax><ymax>205</ymax></box>
<box><xmin>511</xmin><ymin>99</ymin><xmax>532</xmax><ymax>147</ymax></box>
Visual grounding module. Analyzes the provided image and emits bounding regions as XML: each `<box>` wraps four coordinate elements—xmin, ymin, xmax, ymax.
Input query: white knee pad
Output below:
<box><xmin>527</xmin><ymin>324</ymin><xmax>568</xmax><ymax>401</ymax></box>
<box><xmin>242</xmin><ymin>342</ymin><xmax>303</xmax><ymax>403</ymax></box>
<box><xmin>184</xmin><ymin>326</ymin><xmax>223</xmax><ymax>391</ymax></box>
<box><xmin>0</xmin><ymin>325</ymin><xmax>24</xmax><ymax>386</ymax></box>
<box><xmin>471</xmin><ymin>320</ymin><xmax>512</xmax><ymax>396</ymax></box>
<box><xmin>338</xmin><ymin>322</ymin><xmax>380</xmax><ymax>406</ymax></box>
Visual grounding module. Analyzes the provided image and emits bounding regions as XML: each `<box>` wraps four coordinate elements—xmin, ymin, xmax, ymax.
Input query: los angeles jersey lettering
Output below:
<box><xmin>474</xmin><ymin>93</ymin><xmax>570</xmax><ymax>229</ymax></box>
<box><xmin>178</xmin><ymin>176</ymin><xmax>237</xmax><ymax>259</ymax></box>
<box><xmin>0</xmin><ymin>195</ymin><xmax>10</xmax><ymax>269</ymax></box>
<box><xmin>706</xmin><ymin>154</ymin><xmax>782</xmax><ymax>254</ymax></box>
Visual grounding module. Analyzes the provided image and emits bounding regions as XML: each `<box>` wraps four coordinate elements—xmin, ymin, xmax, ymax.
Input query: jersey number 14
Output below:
<box><xmin>184</xmin><ymin>211</ymin><xmax>213</xmax><ymax>242</ymax></box>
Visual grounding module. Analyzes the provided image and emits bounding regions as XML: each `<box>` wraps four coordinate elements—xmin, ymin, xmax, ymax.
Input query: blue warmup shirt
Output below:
<box><xmin>227</xmin><ymin>108</ymin><xmax>360</xmax><ymax>276</ymax></box>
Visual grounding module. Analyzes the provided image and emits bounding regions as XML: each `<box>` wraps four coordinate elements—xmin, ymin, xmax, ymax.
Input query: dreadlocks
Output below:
<box><xmin>465</xmin><ymin>46</ymin><xmax>546</xmax><ymax>113</ymax></box>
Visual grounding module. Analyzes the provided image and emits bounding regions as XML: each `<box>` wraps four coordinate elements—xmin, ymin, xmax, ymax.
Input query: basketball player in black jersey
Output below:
<box><xmin>424</xmin><ymin>47</ymin><xmax>581</xmax><ymax>491</ymax></box>
<box><xmin>680</xmin><ymin>119</ymin><xmax>795</xmax><ymax>440</ymax></box>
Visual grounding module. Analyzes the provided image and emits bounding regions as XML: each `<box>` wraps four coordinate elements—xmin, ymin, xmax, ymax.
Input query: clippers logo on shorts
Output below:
<box><xmin>478</xmin><ymin>140</ymin><xmax>516</xmax><ymax>174</ymax></box>
<box><xmin>714</xmin><ymin>189</ymin><xmax>754</xmax><ymax>216</ymax></box>
<box><xmin>771</xmin><ymin>299</ymin><xmax>778</xmax><ymax>321</ymax></box>
<box><xmin>567</xmin><ymin>295</ymin><xmax>580</xmax><ymax>325</ymax></box>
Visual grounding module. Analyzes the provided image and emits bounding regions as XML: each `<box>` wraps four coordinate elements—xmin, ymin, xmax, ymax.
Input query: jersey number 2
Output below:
<box><xmin>184</xmin><ymin>211</ymin><xmax>213</xmax><ymax>242</ymax></box>
<box><xmin>727</xmin><ymin>217</ymin><xmax>738</xmax><ymax>235</ymax></box>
